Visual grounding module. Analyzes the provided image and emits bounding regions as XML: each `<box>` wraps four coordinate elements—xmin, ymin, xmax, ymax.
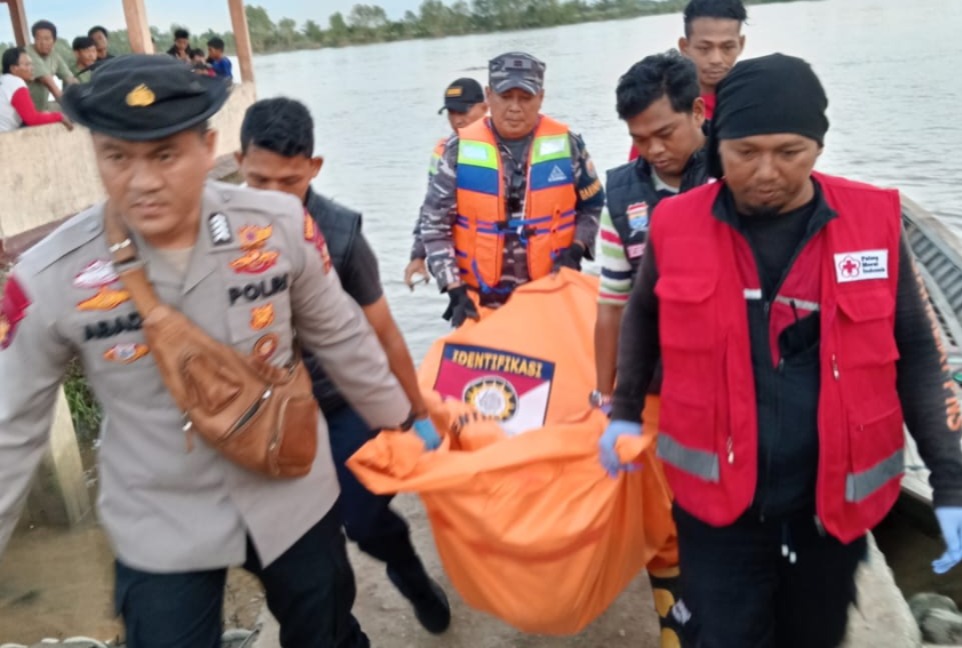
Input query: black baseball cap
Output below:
<box><xmin>61</xmin><ymin>54</ymin><xmax>230</xmax><ymax>141</ymax></box>
<box><xmin>438</xmin><ymin>78</ymin><xmax>485</xmax><ymax>115</ymax></box>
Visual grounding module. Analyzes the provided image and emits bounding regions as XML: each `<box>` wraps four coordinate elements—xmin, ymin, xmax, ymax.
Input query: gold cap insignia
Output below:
<box><xmin>126</xmin><ymin>84</ymin><xmax>156</xmax><ymax>107</ymax></box>
<box><xmin>446</xmin><ymin>86</ymin><xmax>463</xmax><ymax>97</ymax></box>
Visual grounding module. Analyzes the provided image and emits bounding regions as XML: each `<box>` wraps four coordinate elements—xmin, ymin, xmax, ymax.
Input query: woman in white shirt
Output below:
<box><xmin>0</xmin><ymin>47</ymin><xmax>71</xmax><ymax>133</ymax></box>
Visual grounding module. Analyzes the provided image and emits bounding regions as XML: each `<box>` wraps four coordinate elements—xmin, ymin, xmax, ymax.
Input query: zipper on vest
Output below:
<box><xmin>814</xmin><ymin>515</ymin><xmax>826</xmax><ymax>536</ymax></box>
<box><xmin>726</xmin><ymin>436</ymin><xmax>735</xmax><ymax>464</ymax></box>
<box><xmin>832</xmin><ymin>354</ymin><xmax>840</xmax><ymax>380</ymax></box>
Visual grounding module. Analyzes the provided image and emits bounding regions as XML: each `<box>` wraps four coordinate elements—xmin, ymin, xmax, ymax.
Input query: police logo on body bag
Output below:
<box><xmin>433</xmin><ymin>343</ymin><xmax>556</xmax><ymax>436</ymax></box>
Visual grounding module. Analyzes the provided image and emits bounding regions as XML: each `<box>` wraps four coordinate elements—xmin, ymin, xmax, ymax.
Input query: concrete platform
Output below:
<box><xmin>252</xmin><ymin>495</ymin><xmax>923</xmax><ymax>648</ymax></box>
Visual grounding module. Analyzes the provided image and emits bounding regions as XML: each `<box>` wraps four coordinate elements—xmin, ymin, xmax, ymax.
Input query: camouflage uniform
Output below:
<box><xmin>418</xmin><ymin>52</ymin><xmax>604</xmax><ymax>305</ymax></box>
<box><xmin>419</xmin><ymin>129</ymin><xmax>604</xmax><ymax>299</ymax></box>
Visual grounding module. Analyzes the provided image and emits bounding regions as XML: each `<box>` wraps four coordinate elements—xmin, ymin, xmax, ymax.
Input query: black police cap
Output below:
<box><xmin>439</xmin><ymin>78</ymin><xmax>485</xmax><ymax>114</ymax></box>
<box><xmin>61</xmin><ymin>54</ymin><xmax>230</xmax><ymax>141</ymax></box>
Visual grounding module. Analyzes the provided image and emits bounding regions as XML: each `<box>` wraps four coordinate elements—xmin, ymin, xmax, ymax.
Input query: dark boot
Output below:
<box><xmin>650</xmin><ymin>569</ymin><xmax>697</xmax><ymax>648</ymax></box>
<box><xmin>386</xmin><ymin>558</ymin><xmax>451</xmax><ymax>634</ymax></box>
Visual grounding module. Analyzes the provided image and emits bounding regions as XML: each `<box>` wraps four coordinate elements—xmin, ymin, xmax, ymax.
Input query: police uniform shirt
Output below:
<box><xmin>0</xmin><ymin>181</ymin><xmax>410</xmax><ymax>571</ymax></box>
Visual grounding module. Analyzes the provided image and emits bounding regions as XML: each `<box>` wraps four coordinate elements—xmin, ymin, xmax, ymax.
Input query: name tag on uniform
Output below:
<box><xmin>627</xmin><ymin>243</ymin><xmax>645</xmax><ymax>258</ymax></box>
<box><xmin>834</xmin><ymin>250</ymin><xmax>888</xmax><ymax>283</ymax></box>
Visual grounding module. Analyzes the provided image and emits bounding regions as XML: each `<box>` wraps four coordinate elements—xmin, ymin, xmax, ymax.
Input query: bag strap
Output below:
<box><xmin>102</xmin><ymin>207</ymin><xmax>162</xmax><ymax>316</ymax></box>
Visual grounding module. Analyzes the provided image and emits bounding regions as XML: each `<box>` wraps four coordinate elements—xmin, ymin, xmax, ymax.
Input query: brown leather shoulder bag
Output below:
<box><xmin>104</xmin><ymin>210</ymin><xmax>318</xmax><ymax>478</ymax></box>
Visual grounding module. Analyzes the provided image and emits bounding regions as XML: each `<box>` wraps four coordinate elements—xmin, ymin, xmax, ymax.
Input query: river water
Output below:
<box><xmin>3</xmin><ymin>0</ymin><xmax>962</xmax><ymax>641</ymax></box>
<box><xmin>253</xmin><ymin>0</ymin><xmax>962</xmax><ymax>359</ymax></box>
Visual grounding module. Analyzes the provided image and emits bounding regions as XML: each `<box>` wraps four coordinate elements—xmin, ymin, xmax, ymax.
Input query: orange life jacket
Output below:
<box><xmin>454</xmin><ymin>116</ymin><xmax>577</xmax><ymax>292</ymax></box>
<box><xmin>651</xmin><ymin>172</ymin><xmax>904</xmax><ymax>543</ymax></box>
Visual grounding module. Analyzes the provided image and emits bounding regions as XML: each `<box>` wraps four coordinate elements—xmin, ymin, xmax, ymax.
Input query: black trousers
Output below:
<box><xmin>326</xmin><ymin>404</ymin><xmax>420</xmax><ymax>567</ymax></box>
<box><xmin>674</xmin><ymin>504</ymin><xmax>868</xmax><ymax>648</ymax></box>
<box><xmin>115</xmin><ymin>507</ymin><xmax>368</xmax><ymax>648</ymax></box>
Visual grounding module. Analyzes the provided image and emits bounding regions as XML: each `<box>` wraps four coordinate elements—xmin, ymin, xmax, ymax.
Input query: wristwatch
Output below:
<box><xmin>399</xmin><ymin>410</ymin><xmax>418</xmax><ymax>431</ymax></box>
<box><xmin>399</xmin><ymin>409</ymin><xmax>429</xmax><ymax>431</ymax></box>
<box><xmin>589</xmin><ymin>390</ymin><xmax>612</xmax><ymax>409</ymax></box>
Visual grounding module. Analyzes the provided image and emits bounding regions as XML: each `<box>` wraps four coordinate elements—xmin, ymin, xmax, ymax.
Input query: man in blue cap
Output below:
<box><xmin>417</xmin><ymin>51</ymin><xmax>605</xmax><ymax>324</ymax></box>
<box><xmin>0</xmin><ymin>54</ymin><xmax>420</xmax><ymax>647</ymax></box>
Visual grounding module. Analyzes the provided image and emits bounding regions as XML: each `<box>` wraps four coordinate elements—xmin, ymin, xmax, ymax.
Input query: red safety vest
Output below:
<box><xmin>454</xmin><ymin>116</ymin><xmax>577</xmax><ymax>291</ymax></box>
<box><xmin>650</xmin><ymin>171</ymin><xmax>903</xmax><ymax>543</ymax></box>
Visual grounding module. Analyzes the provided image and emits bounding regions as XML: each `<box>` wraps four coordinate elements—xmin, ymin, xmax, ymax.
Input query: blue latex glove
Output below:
<box><xmin>933</xmin><ymin>506</ymin><xmax>962</xmax><ymax>574</ymax></box>
<box><xmin>599</xmin><ymin>419</ymin><xmax>642</xmax><ymax>478</ymax></box>
<box><xmin>412</xmin><ymin>417</ymin><xmax>441</xmax><ymax>451</ymax></box>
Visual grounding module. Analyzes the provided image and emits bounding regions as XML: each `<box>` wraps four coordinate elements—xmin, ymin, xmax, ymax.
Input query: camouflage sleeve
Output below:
<box><xmin>419</xmin><ymin>136</ymin><xmax>461</xmax><ymax>291</ymax></box>
<box><xmin>570</xmin><ymin>132</ymin><xmax>605</xmax><ymax>260</ymax></box>
<box><xmin>410</xmin><ymin>216</ymin><xmax>425</xmax><ymax>261</ymax></box>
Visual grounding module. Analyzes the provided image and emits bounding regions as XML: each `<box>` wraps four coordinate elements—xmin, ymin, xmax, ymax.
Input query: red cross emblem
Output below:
<box><xmin>839</xmin><ymin>256</ymin><xmax>860</xmax><ymax>278</ymax></box>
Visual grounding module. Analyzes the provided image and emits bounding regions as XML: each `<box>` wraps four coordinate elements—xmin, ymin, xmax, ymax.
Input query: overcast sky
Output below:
<box><xmin>0</xmin><ymin>0</ymin><xmax>418</xmax><ymax>44</ymax></box>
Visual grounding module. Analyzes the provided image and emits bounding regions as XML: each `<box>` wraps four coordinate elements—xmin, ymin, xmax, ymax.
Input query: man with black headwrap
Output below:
<box><xmin>599</xmin><ymin>53</ymin><xmax>962</xmax><ymax>647</ymax></box>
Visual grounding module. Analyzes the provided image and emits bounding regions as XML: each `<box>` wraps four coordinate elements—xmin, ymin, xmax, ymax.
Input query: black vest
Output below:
<box><xmin>605</xmin><ymin>149</ymin><xmax>711</xmax><ymax>275</ymax></box>
<box><xmin>305</xmin><ymin>189</ymin><xmax>362</xmax><ymax>275</ymax></box>
<box><xmin>302</xmin><ymin>190</ymin><xmax>364</xmax><ymax>415</ymax></box>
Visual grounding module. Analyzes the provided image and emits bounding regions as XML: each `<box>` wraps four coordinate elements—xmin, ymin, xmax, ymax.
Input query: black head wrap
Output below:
<box><xmin>708</xmin><ymin>53</ymin><xmax>829</xmax><ymax>177</ymax></box>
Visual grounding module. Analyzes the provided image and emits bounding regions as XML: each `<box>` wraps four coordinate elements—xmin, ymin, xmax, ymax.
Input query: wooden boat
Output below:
<box><xmin>899</xmin><ymin>195</ymin><xmax>962</xmax><ymax>508</ymax></box>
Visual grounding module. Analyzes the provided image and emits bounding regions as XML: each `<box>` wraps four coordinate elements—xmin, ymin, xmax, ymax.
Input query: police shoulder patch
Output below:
<box><xmin>0</xmin><ymin>276</ymin><xmax>31</xmax><ymax>350</ymax></box>
<box><xmin>303</xmin><ymin>212</ymin><xmax>332</xmax><ymax>274</ymax></box>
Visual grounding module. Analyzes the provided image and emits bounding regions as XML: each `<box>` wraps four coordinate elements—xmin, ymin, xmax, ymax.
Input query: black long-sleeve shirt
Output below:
<box><xmin>612</xmin><ymin>186</ymin><xmax>962</xmax><ymax>510</ymax></box>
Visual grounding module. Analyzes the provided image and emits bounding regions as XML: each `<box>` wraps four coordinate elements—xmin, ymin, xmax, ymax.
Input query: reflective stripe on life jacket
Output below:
<box><xmin>650</xmin><ymin>171</ymin><xmax>903</xmax><ymax>543</ymax></box>
<box><xmin>454</xmin><ymin>116</ymin><xmax>577</xmax><ymax>291</ymax></box>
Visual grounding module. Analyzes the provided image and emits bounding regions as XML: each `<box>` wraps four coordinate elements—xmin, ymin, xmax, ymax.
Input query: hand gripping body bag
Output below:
<box><xmin>348</xmin><ymin>270</ymin><xmax>676</xmax><ymax>634</ymax></box>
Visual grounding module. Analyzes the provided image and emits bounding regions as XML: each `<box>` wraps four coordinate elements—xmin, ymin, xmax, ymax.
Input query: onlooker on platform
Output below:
<box><xmin>70</xmin><ymin>36</ymin><xmax>99</xmax><ymax>82</ymax></box>
<box><xmin>26</xmin><ymin>19</ymin><xmax>76</xmax><ymax>111</ymax></box>
<box><xmin>0</xmin><ymin>48</ymin><xmax>70</xmax><ymax>132</ymax></box>
<box><xmin>190</xmin><ymin>48</ymin><xmax>214</xmax><ymax>76</ymax></box>
<box><xmin>207</xmin><ymin>37</ymin><xmax>232</xmax><ymax>79</ymax></box>
<box><xmin>88</xmin><ymin>25</ymin><xmax>113</xmax><ymax>61</ymax></box>
<box><xmin>167</xmin><ymin>28</ymin><xmax>191</xmax><ymax>62</ymax></box>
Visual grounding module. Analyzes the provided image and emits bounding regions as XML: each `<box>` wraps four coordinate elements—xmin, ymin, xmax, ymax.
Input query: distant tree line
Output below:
<box><xmin>2</xmin><ymin>0</ymin><xmax>800</xmax><ymax>57</ymax></box>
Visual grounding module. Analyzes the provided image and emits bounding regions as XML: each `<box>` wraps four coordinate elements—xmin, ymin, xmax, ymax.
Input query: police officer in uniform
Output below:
<box><xmin>418</xmin><ymin>51</ymin><xmax>605</xmax><ymax>325</ymax></box>
<box><xmin>0</xmin><ymin>55</ymin><xmax>414</xmax><ymax>647</ymax></box>
<box><xmin>235</xmin><ymin>96</ymin><xmax>451</xmax><ymax>634</ymax></box>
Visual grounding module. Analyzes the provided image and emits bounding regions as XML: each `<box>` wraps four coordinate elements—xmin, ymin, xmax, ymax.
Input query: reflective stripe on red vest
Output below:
<box><xmin>650</xmin><ymin>171</ymin><xmax>903</xmax><ymax>542</ymax></box>
<box><xmin>454</xmin><ymin>116</ymin><xmax>577</xmax><ymax>291</ymax></box>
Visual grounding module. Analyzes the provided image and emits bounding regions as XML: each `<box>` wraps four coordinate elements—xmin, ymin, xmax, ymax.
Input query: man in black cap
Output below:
<box><xmin>417</xmin><ymin>51</ymin><xmax>605</xmax><ymax>323</ymax></box>
<box><xmin>405</xmin><ymin>77</ymin><xmax>487</xmax><ymax>288</ymax></box>
<box><xmin>601</xmin><ymin>53</ymin><xmax>962</xmax><ymax>647</ymax></box>
<box><xmin>438</xmin><ymin>77</ymin><xmax>487</xmax><ymax>132</ymax></box>
<box><xmin>0</xmin><ymin>54</ymin><xmax>417</xmax><ymax>647</ymax></box>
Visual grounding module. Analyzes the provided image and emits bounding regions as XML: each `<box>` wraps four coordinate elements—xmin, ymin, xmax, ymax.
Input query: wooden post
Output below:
<box><xmin>122</xmin><ymin>0</ymin><xmax>154</xmax><ymax>54</ymax></box>
<box><xmin>228</xmin><ymin>0</ymin><xmax>255</xmax><ymax>84</ymax></box>
<box><xmin>25</xmin><ymin>391</ymin><xmax>93</xmax><ymax>527</ymax></box>
<box><xmin>6</xmin><ymin>0</ymin><xmax>30</xmax><ymax>48</ymax></box>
